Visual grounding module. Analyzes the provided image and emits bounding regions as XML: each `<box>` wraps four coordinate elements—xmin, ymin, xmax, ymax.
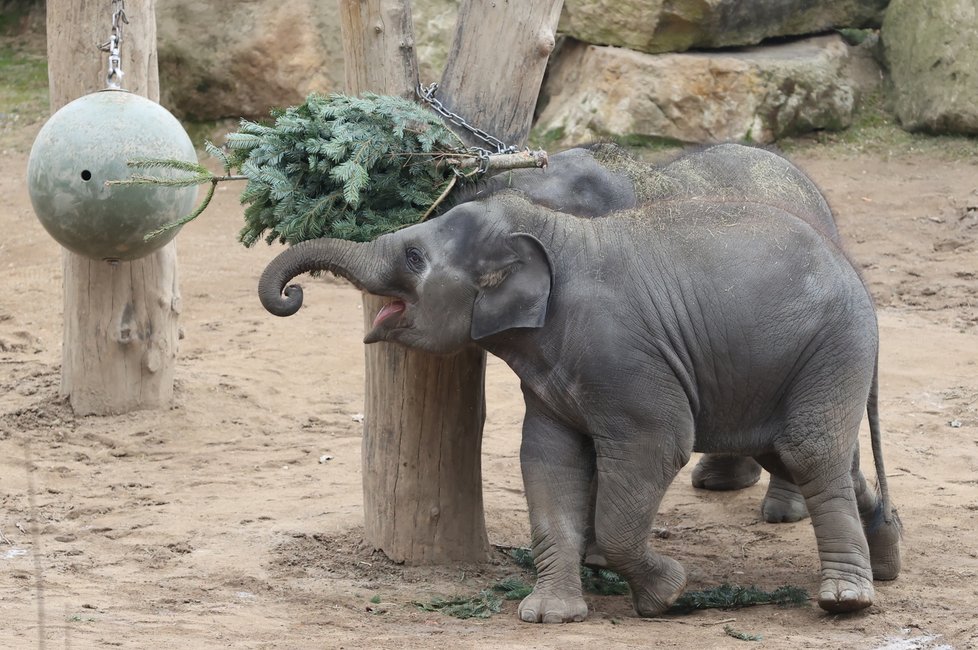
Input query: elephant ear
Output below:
<box><xmin>471</xmin><ymin>233</ymin><xmax>553</xmax><ymax>340</ymax></box>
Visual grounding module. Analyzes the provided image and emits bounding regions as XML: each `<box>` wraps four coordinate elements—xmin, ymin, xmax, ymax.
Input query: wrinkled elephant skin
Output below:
<box><xmin>259</xmin><ymin>144</ymin><xmax>901</xmax><ymax>622</ymax></box>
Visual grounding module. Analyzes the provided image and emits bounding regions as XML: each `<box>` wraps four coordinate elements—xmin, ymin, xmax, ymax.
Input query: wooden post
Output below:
<box><xmin>439</xmin><ymin>0</ymin><xmax>564</xmax><ymax>148</ymax></box>
<box><xmin>47</xmin><ymin>0</ymin><xmax>180</xmax><ymax>416</ymax></box>
<box><xmin>338</xmin><ymin>0</ymin><xmax>491</xmax><ymax>564</ymax></box>
<box><xmin>339</xmin><ymin>0</ymin><xmax>563</xmax><ymax>564</ymax></box>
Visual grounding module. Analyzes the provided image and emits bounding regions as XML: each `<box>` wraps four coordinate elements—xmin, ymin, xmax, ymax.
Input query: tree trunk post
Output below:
<box><xmin>438</xmin><ymin>0</ymin><xmax>564</xmax><ymax>148</ymax></box>
<box><xmin>47</xmin><ymin>0</ymin><xmax>181</xmax><ymax>416</ymax></box>
<box><xmin>339</xmin><ymin>0</ymin><xmax>563</xmax><ymax>565</ymax></box>
<box><xmin>338</xmin><ymin>0</ymin><xmax>491</xmax><ymax>564</ymax></box>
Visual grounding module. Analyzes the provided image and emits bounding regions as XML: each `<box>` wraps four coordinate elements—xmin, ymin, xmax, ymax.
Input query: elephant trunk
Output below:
<box><xmin>258</xmin><ymin>237</ymin><xmax>388</xmax><ymax>316</ymax></box>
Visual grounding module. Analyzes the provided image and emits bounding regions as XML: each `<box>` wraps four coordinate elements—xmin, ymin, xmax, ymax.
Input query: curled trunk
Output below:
<box><xmin>258</xmin><ymin>237</ymin><xmax>385</xmax><ymax>316</ymax></box>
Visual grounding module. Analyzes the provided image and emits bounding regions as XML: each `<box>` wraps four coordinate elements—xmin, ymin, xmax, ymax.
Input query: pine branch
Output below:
<box><xmin>111</xmin><ymin>93</ymin><xmax>551</xmax><ymax>248</ymax></box>
<box><xmin>143</xmin><ymin>179</ymin><xmax>219</xmax><ymax>241</ymax></box>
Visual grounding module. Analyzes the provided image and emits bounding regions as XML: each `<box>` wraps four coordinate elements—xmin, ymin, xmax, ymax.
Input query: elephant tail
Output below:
<box><xmin>868</xmin><ymin>352</ymin><xmax>897</xmax><ymax>527</ymax></box>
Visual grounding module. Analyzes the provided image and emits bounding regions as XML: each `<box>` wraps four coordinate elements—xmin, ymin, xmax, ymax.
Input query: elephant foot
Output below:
<box><xmin>631</xmin><ymin>555</ymin><xmax>687</xmax><ymax>617</ymax></box>
<box><xmin>760</xmin><ymin>475</ymin><xmax>809</xmax><ymax>523</ymax></box>
<box><xmin>866</xmin><ymin>512</ymin><xmax>902</xmax><ymax>581</ymax></box>
<box><xmin>817</xmin><ymin>574</ymin><xmax>875</xmax><ymax>613</ymax></box>
<box><xmin>518</xmin><ymin>588</ymin><xmax>588</xmax><ymax>623</ymax></box>
<box><xmin>691</xmin><ymin>455</ymin><xmax>762</xmax><ymax>491</ymax></box>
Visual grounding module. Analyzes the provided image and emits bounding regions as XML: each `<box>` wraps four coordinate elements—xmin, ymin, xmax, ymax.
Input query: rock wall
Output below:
<box><xmin>559</xmin><ymin>0</ymin><xmax>888</xmax><ymax>54</ymax></box>
<box><xmin>882</xmin><ymin>0</ymin><xmax>978</xmax><ymax>135</ymax></box>
<box><xmin>537</xmin><ymin>35</ymin><xmax>861</xmax><ymax>145</ymax></box>
<box><xmin>147</xmin><ymin>0</ymin><xmax>970</xmax><ymax>141</ymax></box>
<box><xmin>156</xmin><ymin>0</ymin><xmax>458</xmax><ymax>121</ymax></box>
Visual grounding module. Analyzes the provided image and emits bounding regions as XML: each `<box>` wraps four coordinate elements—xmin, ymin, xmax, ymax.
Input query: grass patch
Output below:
<box><xmin>0</xmin><ymin>45</ymin><xmax>48</xmax><ymax>121</ymax></box>
<box><xmin>778</xmin><ymin>90</ymin><xmax>978</xmax><ymax>161</ymax></box>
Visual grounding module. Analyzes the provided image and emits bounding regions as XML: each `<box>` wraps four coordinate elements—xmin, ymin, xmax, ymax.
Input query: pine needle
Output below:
<box><xmin>413</xmin><ymin>590</ymin><xmax>502</xmax><ymax>619</ymax></box>
<box><xmin>668</xmin><ymin>584</ymin><xmax>809</xmax><ymax>614</ymax></box>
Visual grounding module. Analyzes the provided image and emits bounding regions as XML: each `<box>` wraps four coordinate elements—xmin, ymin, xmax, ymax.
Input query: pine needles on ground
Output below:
<box><xmin>414</xmin><ymin>590</ymin><xmax>503</xmax><ymax>619</ymax></box>
<box><xmin>418</xmin><ymin>547</ymin><xmax>808</xmax><ymax>621</ymax></box>
<box><xmin>668</xmin><ymin>583</ymin><xmax>809</xmax><ymax>614</ymax></box>
<box><xmin>492</xmin><ymin>576</ymin><xmax>533</xmax><ymax>601</ymax></box>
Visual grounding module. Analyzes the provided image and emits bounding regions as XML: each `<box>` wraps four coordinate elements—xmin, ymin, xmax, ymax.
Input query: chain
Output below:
<box><xmin>416</xmin><ymin>83</ymin><xmax>518</xmax><ymax>173</ymax></box>
<box><xmin>98</xmin><ymin>0</ymin><xmax>129</xmax><ymax>89</ymax></box>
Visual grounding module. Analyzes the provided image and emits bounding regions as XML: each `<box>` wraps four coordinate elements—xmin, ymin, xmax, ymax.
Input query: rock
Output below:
<box><xmin>157</xmin><ymin>0</ymin><xmax>344</xmax><ymax>120</ymax></box>
<box><xmin>156</xmin><ymin>0</ymin><xmax>458</xmax><ymax>121</ymax></box>
<box><xmin>536</xmin><ymin>34</ymin><xmax>872</xmax><ymax>145</ymax></box>
<box><xmin>413</xmin><ymin>0</ymin><xmax>461</xmax><ymax>84</ymax></box>
<box><xmin>559</xmin><ymin>0</ymin><xmax>889</xmax><ymax>54</ymax></box>
<box><xmin>882</xmin><ymin>0</ymin><xmax>978</xmax><ymax>134</ymax></box>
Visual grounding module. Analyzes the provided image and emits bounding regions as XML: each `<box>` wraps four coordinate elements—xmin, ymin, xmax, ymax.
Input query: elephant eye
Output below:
<box><xmin>405</xmin><ymin>247</ymin><xmax>425</xmax><ymax>271</ymax></box>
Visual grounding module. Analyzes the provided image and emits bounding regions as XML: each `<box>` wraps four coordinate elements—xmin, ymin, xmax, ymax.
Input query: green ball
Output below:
<box><xmin>27</xmin><ymin>89</ymin><xmax>198</xmax><ymax>261</ymax></box>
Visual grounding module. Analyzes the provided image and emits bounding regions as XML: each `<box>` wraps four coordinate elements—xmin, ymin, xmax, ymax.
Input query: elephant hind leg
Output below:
<box><xmin>691</xmin><ymin>454</ymin><xmax>762</xmax><ymax>491</ymax></box>
<box><xmin>775</xmin><ymin>423</ymin><xmax>874</xmax><ymax>612</ymax></box>
<box><xmin>853</xmin><ymin>462</ymin><xmax>902</xmax><ymax>581</ymax></box>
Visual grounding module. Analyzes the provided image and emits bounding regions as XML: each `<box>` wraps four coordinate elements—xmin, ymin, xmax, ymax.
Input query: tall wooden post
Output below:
<box><xmin>47</xmin><ymin>0</ymin><xmax>180</xmax><ymax>415</ymax></box>
<box><xmin>339</xmin><ymin>0</ymin><xmax>562</xmax><ymax>565</ymax></box>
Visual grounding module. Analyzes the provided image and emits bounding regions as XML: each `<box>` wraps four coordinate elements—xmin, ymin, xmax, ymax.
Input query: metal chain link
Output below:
<box><xmin>416</xmin><ymin>83</ymin><xmax>519</xmax><ymax>174</ymax></box>
<box><xmin>98</xmin><ymin>0</ymin><xmax>129</xmax><ymax>89</ymax></box>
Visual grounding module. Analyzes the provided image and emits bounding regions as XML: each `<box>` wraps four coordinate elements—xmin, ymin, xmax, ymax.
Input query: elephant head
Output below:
<box><xmin>258</xmin><ymin>199</ymin><xmax>554</xmax><ymax>353</ymax></box>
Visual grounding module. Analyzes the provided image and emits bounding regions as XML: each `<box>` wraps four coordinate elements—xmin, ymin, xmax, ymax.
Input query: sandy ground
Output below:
<box><xmin>1</xmin><ymin>116</ymin><xmax>977</xmax><ymax>649</ymax></box>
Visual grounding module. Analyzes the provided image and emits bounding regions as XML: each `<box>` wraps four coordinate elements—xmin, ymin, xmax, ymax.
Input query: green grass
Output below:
<box><xmin>777</xmin><ymin>90</ymin><xmax>978</xmax><ymax>161</ymax></box>
<box><xmin>0</xmin><ymin>45</ymin><xmax>48</xmax><ymax>121</ymax></box>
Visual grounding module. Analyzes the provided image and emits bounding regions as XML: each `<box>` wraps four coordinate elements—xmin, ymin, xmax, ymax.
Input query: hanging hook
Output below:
<box><xmin>98</xmin><ymin>0</ymin><xmax>129</xmax><ymax>89</ymax></box>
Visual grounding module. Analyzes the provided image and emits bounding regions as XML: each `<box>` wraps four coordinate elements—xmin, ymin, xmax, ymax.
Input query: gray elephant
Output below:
<box><xmin>258</xmin><ymin>144</ymin><xmax>901</xmax><ymax>622</ymax></box>
<box><xmin>456</xmin><ymin>142</ymin><xmax>840</xmax><ymax>524</ymax></box>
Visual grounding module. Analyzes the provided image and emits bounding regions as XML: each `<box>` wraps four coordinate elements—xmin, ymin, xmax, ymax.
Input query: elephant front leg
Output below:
<box><xmin>519</xmin><ymin>409</ymin><xmax>595</xmax><ymax>623</ymax></box>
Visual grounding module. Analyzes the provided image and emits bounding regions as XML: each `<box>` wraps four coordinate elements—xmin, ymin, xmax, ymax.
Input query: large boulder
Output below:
<box><xmin>882</xmin><ymin>0</ymin><xmax>978</xmax><ymax>134</ymax></box>
<box><xmin>536</xmin><ymin>34</ymin><xmax>875</xmax><ymax>145</ymax></box>
<box><xmin>157</xmin><ymin>0</ymin><xmax>343</xmax><ymax>120</ymax></box>
<box><xmin>156</xmin><ymin>0</ymin><xmax>458</xmax><ymax>121</ymax></box>
<box><xmin>559</xmin><ymin>0</ymin><xmax>889</xmax><ymax>54</ymax></box>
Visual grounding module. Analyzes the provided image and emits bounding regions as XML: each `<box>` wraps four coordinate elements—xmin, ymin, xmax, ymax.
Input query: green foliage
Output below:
<box><xmin>507</xmin><ymin>546</ymin><xmax>535</xmax><ymax>571</ymax></box>
<box><xmin>491</xmin><ymin>577</ymin><xmax>533</xmax><ymax>601</ymax></box>
<box><xmin>226</xmin><ymin>92</ymin><xmax>470</xmax><ymax>246</ymax></box>
<box><xmin>0</xmin><ymin>46</ymin><xmax>48</xmax><ymax>122</ymax></box>
<box><xmin>580</xmin><ymin>565</ymin><xmax>629</xmax><ymax>596</ymax></box>
<box><xmin>413</xmin><ymin>590</ymin><xmax>503</xmax><ymax>619</ymax></box>
<box><xmin>506</xmin><ymin>547</ymin><xmax>628</xmax><ymax>596</ymax></box>
<box><xmin>668</xmin><ymin>583</ymin><xmax>809</xmax><ymax>614</ymax></box>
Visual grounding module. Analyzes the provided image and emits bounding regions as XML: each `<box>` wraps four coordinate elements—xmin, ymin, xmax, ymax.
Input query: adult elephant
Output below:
<box><xmin>257</xmin><ymin>152</ymin><xmax>901</xmax><ymax>622</ymax></box>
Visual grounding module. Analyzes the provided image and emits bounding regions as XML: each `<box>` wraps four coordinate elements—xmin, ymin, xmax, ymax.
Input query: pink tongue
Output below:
<box><xmin>372</xmin><ymin>300</ymin><xmax>406</xmax><ymax>328</ymax></box>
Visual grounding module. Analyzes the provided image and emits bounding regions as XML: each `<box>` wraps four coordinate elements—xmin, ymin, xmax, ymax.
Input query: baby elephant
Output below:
<box><xmin>259</xmin><ymin>158</ymin><xmax>901</xmax><ymax>622</ymax></box>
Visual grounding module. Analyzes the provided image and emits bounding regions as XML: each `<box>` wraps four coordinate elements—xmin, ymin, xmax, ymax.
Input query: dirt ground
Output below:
<box><xmin>2</xmin><ymin>109</ymin><xmax>977</xmax><ymax>649</ymax></box>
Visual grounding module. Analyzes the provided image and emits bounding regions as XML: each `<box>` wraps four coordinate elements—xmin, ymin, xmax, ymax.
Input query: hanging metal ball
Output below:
<box><xmin>27</xmin><ymin>89</ymin><xmax>198</xmax><ymax>262</ymax></box>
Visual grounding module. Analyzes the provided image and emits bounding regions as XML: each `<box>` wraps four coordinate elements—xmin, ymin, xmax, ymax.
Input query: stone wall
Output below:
<box><xmin>881</xmin><ymin>0</ymin><xmax>978</xmax><ymax>135</ymax></box>
<box><xmin>153</xmin><ymin>0</ymin><xmax>890</xmax><ymax>144</ymax></box>
<box><xmin>15</xmin><ymin>0</ymin><xmax>970</xmax><ymax>141</ymax></box>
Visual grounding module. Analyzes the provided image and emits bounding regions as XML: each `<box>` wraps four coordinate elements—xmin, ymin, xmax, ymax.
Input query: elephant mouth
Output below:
<box><xmin>371</xmin><ymin>299</ymin><xmax>407</xmax><ymax>329</ymax></box>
